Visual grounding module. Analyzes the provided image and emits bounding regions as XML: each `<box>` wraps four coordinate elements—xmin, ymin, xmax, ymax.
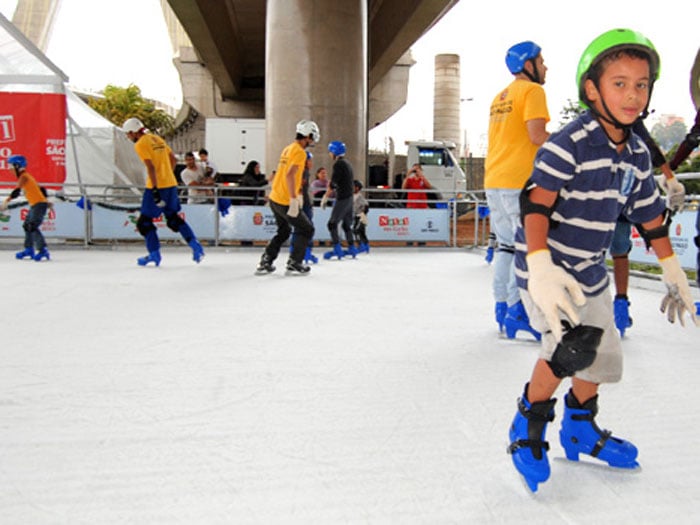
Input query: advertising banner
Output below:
<box><xmin>91</xmin><ymin>204</ymin><xmax>217</xmax><ymax>240</ymax></box>
<box><xmin>626</xmin><ymin>210</ymin><xmax>697</xmax><ymax>269</ymax></box>
<box><xmin>218</xmin><ymin>206</ymin><xmax>451</xmax><ymax>243</ymax></box>
<box><xmin>0</xmin><ymin>92</ymin><xmax>66</xmax><ymax>187</ymax></box>
<box><xmin>0</xmin><ymin>201</ymin><xmax>85</xmax><ymax>238</ymax></box>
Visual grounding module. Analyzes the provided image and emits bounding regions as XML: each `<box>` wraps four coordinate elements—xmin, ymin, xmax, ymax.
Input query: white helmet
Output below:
<box><xmin>296</xmin><ymin>120</ymin><xmax>320</xmax><ymax>143</ymax></box>
<box><xmin>122</xmin><ymin>117</ymin><xmax>145</xmax><ymax>134</ymax></box>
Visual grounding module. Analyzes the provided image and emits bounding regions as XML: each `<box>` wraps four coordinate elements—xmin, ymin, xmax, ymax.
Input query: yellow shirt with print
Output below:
<box><xmin>269</xmin><ymin>141</ymin><xmax>306</xmax><ymax>205</ymax></box>
<box><xmin>133</xmin><ymin>133</ymin><xmax>177</xmax><ymax>189</ymax></box>
<box><xmin>484</xmin><ymin>79</ymin><xmax>549</xmax><ymax>190</ymax></box>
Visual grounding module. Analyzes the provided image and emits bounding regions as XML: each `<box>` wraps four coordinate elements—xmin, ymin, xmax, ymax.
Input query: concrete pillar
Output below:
<box><xmin>433</xmin><ymin>54</ymin><xmax>461</xmax><ymax>152</ymax></box>
<box><xmin>265</xmin><ymin>0</ymin><xmax>367</xmax><ymax>182</ymax></box>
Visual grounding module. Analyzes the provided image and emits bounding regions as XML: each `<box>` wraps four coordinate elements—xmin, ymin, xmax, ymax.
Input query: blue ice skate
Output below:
<box><xmin>137</xmin><ymin>251</ymin><xmax>161</xmax><ymax>267</ymax></box>
<box><xmin>33</xmin><ymin>247</ymin><xmax>50</xmax><ymax>261</ymax></box>
<box><xmin>504</xmin><ymin>301</ymin><xmax>541</xmax><ymax>341</ymax></box>
<box><xmin>507</xmin><ymin>385</ymin><xmax>556</xmax><ymax>492</ymax></box>
<box><xmin>189</xmin><ymin>239</ymin><xmax>205</xmax><ymax>263</ymax></box>
<box><xmin>613</xmin><ymin>295</ymin><xmax>632</xmax><ymax>338</ymax></box>
<box><xmin>323</xmin><ymin>243</ymin><xmax>345</xmax><ymax>260</ymax></box>
<box><xmin>495</xmin><ymin>301</ymin><xmax>507</xmax><ymax>333</ymax></box>
<box><xmin>304</xmin><ymin>247</ymin><xmax>318</xmax><ymax>264</ymax></box>
<box><xmin>344</xmin><ymin>244</ymin><xmax>359</xmax><ymax>258</ymax></box>
<box><xmin>485</xmin><ymin>246</ymin><xmax>494</xmax><ymax>264</ymax></box>
<box><xmin>15</xmin><ymin>247</ymin><xmax>34</xmax><ymax>260</ymax></box>
<box><xmin>357</xmin><ymin>242</ymin><xmax>370</xmax><ymax>254</ymax></box>
<box><xmin>559</xmin><ymin>390</ymin><xmax>639</xmax><ymax>469</ymax></box>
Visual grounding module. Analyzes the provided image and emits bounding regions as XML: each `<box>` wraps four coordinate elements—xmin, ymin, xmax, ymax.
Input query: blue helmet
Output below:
<box><xmin>505</xmin><ymin>41</ymin><xmax>541</xmax><ymax>74</ymax></box>
<box><xmin>8</xmin><ymin>154</ymin><xmax>27</xmax><ymax>169</ymax></box>
<box><xmin>328</xmin><ymin>140</ymin><xmax>346</xmax><ymax>156</ymax></box>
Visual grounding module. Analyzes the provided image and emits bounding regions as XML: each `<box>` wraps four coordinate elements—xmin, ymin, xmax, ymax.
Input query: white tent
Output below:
<box><xmin>0</xmin><ymin>12</ymin><xmax>143</xmax><ymax>196</ymax></box>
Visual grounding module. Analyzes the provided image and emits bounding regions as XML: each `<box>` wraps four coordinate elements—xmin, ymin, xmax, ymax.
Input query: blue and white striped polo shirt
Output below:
<box><xmin>515</xmin><ymin>111</ymin><xmax>666</xmax><ymax>297</ymax></box>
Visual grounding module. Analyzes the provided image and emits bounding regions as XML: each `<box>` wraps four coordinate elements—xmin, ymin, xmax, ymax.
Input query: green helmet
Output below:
<box><xmin>576</xmin><ymin>28</ymin><xmax>660</xmax><ymax>108</ymax></box>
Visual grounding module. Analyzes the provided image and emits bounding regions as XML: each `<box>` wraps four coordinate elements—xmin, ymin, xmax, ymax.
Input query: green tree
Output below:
<box><xmin>557</xmin><ymin>98</ymin><xmax>584</xmax><ymax>130</ymax></box>
<box><xmin>650</xmin><ymin>120</ymin><xmax>687</xmax><ymax>151</ymax></box>
<box><xmin>88</xmin><ymin>84</ymin><xmax>175</xmax><ymax>137</ymax></box>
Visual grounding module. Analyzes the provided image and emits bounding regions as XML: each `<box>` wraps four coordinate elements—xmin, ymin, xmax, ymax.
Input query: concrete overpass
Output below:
<box><xmin>165</xmin><ymin>0</ymin><xmax>460</xmax><ymax>175</ymax></box>
<box><xmin>10</xmin><ymin>0</ymin><xmax>460</xmax><ymax>176</ymax></box>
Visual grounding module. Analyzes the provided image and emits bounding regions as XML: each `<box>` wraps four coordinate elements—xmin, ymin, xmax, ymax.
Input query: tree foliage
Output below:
<box><xmin>557</xmin><ymin>98</ymin><xmax>585</xmax><ymax>130</ymax></box>
<box><xmin>650</xmin><ymin>119</ymin><xmax>687</xmax><ymax>151</ymax></box>
<box><xmin>87</xmin><ymin>84</ymin><xmax>175</xmax><ymax>137</ymax></box>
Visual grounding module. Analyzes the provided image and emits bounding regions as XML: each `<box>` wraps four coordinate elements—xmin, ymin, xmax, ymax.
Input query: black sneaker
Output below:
<box><xmin>286</xmin><ymin>259</ymin><xmax>311</xmax><ymax>275</ymax></box>
<box><xmin>255</xmin><ymin>256</ymin><xmax>276</xmax><ymax>275</ymax></box>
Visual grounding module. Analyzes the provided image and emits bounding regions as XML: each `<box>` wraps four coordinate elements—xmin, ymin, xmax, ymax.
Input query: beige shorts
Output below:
<box><xmin>521</xmin><ymin>287</ymin><xmax>623</xmax><ymax>384</ymax></box>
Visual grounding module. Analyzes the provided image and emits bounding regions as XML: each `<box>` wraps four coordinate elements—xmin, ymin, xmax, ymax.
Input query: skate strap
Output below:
<box><xmin>507</xmin><ymin>439</ymin><xmax>550</xmax><ymax>455</ymax></box>
<box><xmin>590</xmin><ymin>429</ymin><xmax>612</xmax><ymax>458</ymax></box>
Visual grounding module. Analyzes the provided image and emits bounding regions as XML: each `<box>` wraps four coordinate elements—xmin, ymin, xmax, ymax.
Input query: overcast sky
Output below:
<box><xmin>2</xmin><ymin>0</ymin><xmax>697</xmax><ymax>156</ymax></box>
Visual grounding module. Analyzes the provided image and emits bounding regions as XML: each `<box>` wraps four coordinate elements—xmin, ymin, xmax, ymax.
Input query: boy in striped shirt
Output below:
<box><xmin>507</xmin><ymin>29</ymin><xmax>697</xmax><ymax>492</ymax></box>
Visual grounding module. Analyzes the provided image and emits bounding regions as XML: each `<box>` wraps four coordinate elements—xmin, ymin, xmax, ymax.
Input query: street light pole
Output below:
<box><xmin>460</xmin><ymin>97</ymin><xmax>474</xmax><ymax>159</ymax></box>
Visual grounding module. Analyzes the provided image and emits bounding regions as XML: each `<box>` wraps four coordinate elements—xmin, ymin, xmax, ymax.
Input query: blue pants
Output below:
<box><xmin>139</xmin><ymin>187</ymin><xmax>196</xmax><ymax>252</ymax></box>
<box><xmin>23</xmin><ymin>202</ymin><xmax>48</xmax><ymax>251</ymax></box>
<box><xmin>485</xmin><ymin>189</ymin><xmax>521</xmax><ymax>306</ymax></box>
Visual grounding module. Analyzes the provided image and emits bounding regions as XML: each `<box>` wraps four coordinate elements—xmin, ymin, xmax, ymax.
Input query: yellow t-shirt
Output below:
<box><xmin>133</xmin><ymin>133</ymin><xmax>177</xmax><ymax>189</ymax></box>
<box><xmin>20</xmin><ymin>171</ymin><xmax>47</xmax><ymax>206</ymax></box>
<box><xmin>269</xmin><ymin>141</ymin><xmax>306</xmax><ymax>205</ymax></box>
<box><xmin>484</xmin><ymin>79</ymin><xmax>550</xmax><ymax>190</ymax></box>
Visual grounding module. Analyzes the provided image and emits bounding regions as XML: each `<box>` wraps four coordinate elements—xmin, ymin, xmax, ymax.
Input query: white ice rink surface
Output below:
<box><xmin>1</xmin><ymin>246</ymin><xmax>699</xmax><ymax>524</ymax></box>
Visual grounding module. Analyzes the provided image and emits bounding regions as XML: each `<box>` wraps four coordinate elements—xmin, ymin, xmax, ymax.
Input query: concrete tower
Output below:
<box><xmin>433</xmin><ymin>53</ymin><xmax>460</xmax><ymax>152</ymax></box>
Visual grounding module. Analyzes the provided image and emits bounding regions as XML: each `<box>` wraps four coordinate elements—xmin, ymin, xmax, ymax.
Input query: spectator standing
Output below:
<box><xmin>311</xmin><ymin>166</ymin><xmax>330</xmax><ymax>205</ymax></box>
<box><xmin>402</xmin><ymin>164</ymin><xmax>431</xmax><ymax>209</ymax></box>
<box><xmin>180</xmin><ymin>151</ymin><xmax>213</xmax><ymax>204</ymax></box>
<box><xmin>238</xmin><ymin>160</ymin><xmax>268</xmax><ymax>205</ymax></box>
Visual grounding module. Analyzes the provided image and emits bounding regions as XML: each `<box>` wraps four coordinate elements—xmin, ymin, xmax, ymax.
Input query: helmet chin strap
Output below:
<box><xmin>587</xmin><ymin>80</ymin><xmax>654</xmax><ymax>146</ymax></box>
<box><xmin>521</xmin><ymin>58</ymin><xmax>541</xmax><ymax>84</ymax></box>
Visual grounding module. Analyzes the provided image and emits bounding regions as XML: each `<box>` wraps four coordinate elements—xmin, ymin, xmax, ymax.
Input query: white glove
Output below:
<box><xmin>320</xmin><ymin>194</ymin><xmax>329</xmax><ymax>210</ymax></box>
<box><xmin>659</xmin><ymin>176</ymin><xmax>686</xmax><ymax>212</ymax></box>
<box><xmin>359</xmin><ymin>212</ymin><xmax>368</xmax><ymax>225</ymax></box>
<box><xmin>526</xmin><ymin>250</ymin><xmax>587</xmax><ymax>342</ymax></box>
<box><xmin>658</xmin><ymin>254</ymin><xmax>697</xmax><ymax>326</ymax></box>
<box><xmin>287</xmin><ymin>195</ymin><xmax>301</xmax><ymax>218</ymax></box>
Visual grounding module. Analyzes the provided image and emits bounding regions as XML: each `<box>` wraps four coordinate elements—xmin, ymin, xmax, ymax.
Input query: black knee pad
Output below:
<box><xmin>548</xmin><ymin>324</ymin><xmax>604</xmax><ymax>378</ymax></box>
<box><xmin>22</xmin><ymin>221</ymin><xmax>35</xmax><ymax>233</ymax></box>
<box><xmin>166</xmin><ymin>213</ymin><xmax>184</xmax><ymax>232</ymax></box>
<box><xmin>136</xmin><ymin>215</ymin><xmax>156</xmax><ymax>237</ymax></box>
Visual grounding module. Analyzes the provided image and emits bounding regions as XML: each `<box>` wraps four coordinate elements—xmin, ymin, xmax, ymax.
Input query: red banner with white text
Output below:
<box><xmin>0</xmin><ymin>92</ymin><xmax>66</xmax><ymax>188</ymax></box>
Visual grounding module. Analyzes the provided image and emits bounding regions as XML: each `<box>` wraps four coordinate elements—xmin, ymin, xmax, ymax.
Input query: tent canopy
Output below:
<box><xmin>0</xmin><ymin>12</ymin><xmax>145</xmax><ymax>196</ymax></box>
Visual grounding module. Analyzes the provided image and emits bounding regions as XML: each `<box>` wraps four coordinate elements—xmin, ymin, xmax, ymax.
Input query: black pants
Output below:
<box><xmin>327</xmin><ymin>196</ymin><xmax>354</xmax><ymax>246</ymax></box>
<box><xmin>265</xmin><ymin>200</ymin><xmax>315</xmax><ymax>263</ymax></box>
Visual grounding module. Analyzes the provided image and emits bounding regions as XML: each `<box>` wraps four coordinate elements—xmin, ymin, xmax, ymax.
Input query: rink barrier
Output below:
<box><xmin>1</xmin><ymin>181</ymin><xmax>697</xmax><ymax>269</ymax></box>
<box><xmin>0</xmin><ymin>183</ymin><xmax>481</xmax><ymax>247</ymax></box>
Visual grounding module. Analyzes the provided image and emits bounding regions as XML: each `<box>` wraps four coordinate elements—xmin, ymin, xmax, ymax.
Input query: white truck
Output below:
<box><xmin>205</xmin><ymin>118</ymin><xmax>266</xmax><ymax>175</ymax></box>
<box><xmin>404</xmin><ymin>140</ymin><xmax>468</xmax><ymax>200</ymax></box>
